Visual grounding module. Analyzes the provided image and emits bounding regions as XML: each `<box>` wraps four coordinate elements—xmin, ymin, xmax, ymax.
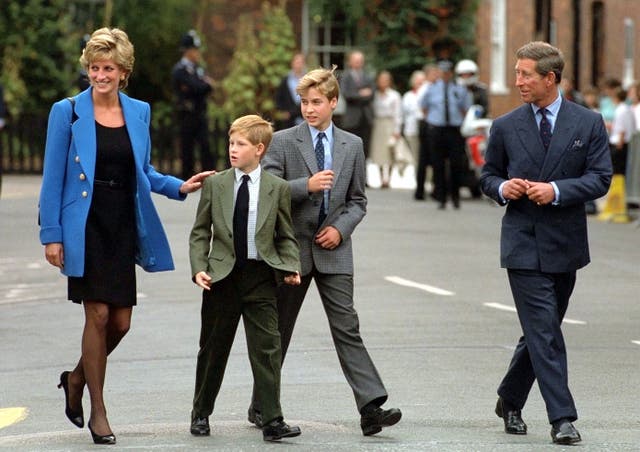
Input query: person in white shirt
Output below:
<box><xmin>401</xmin><ymin>70</ymin><xmax>426</xmax><ymax>168</ymax></box>
<box><xmin>609</xmin><ymin>86</ymin><xmax>636</xmax><ymax>175</ymax></box>
<box><xmin>370</xmin><ymin>71</ymin><xmax>403</xmax><ymax>188</ymax></box>
<box><xmin>414</xmin><ymin>63</ymin><xmax>441</xmax><ymax>200</ymax></box>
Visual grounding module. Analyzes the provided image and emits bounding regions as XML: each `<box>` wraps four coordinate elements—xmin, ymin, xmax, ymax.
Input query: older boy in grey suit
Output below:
<box><xmin>249</xmin><ymin>67</ymin><xmax>401</xmax><ymax>436</ymax></box>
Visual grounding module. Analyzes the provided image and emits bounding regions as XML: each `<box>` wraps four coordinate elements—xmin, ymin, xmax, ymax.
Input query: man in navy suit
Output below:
<box><xmin>480</xmin><ymin>42</ymin><xmax>612</xmax><ymax>445</ymax></box>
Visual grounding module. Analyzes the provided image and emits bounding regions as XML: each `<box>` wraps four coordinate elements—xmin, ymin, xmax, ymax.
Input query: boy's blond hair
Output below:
<box><xmin>229</xmin><ymin>115</ymin><xmax>274</xmax><ymax>150</ymax></box>
<box><xmin>296</xmin><ymin>66</ymin><xmax>340</xmax><ymax>100</ymax></box>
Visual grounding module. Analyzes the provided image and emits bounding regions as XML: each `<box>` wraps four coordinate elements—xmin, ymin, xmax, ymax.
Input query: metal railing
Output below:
<box><xmin>0</xmin><ymin>114</ymin><xmax>230</xmax><ymax>177</ymax></box>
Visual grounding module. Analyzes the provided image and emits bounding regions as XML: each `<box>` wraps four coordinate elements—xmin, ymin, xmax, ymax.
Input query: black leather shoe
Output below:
<box><xmin>495</xmin><ymin>397</ymin><xmax>527</xmax><ymax>435</ymax></box>
<box><xmin>360</xmin><ymin>407</ymin><xmax>402</xmax><ymax>436</ymax></box>
<box><xmin>57</xmin><ymin>371</ymin><xmax>84</xmax><ymax>428</ymax></box>
<box><xmin>262</xmin><ymin>419</ymin><xmax>301</xmax><ymax>441</ymax></box>
<box><xmin>190</xmin><ymin>416</ymin><xmax>210</xmax><ymax>436</ymax></box>
<box><xmin>88</xmin><ymin>421</ymin><xmax>116</xmax><ymax>445</ymax></box>
<box><xmin>551</xmin><ymin>419</ymin><xmax>581</xmax><ymax>445</ymax></box>
<box><xmin>248</xmin><ymin>407</ymin><xmax>263</xmax><ymax>428</ymax></box>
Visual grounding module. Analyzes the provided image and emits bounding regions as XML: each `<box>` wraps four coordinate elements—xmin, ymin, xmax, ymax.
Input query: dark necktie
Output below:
<box><xmin>233</xmin><ymin>174</ymin><xmax>250</xmax><ymax>267</ymax></box>
<box><xmin>444</xmin><ymin>81</ymin><xmax>450</xmax><ymax>126</ymax></box>
<box><xmin>539</xmin><ymin>108</ymin><xmax>552</xmax><ymax>150</ymax></box>
<box><xmin>315</xmin><ymin>132</ymin><xmax>327</xmax><ymax>226</ymax></box>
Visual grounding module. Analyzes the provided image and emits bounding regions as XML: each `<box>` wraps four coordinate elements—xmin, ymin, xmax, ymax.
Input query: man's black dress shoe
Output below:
<box><xmin>495</xmin><ymin>397</ymin><xmax>527</xmax><ymax>434</ymax></box>
<box><xmin>247</xmin><ymin>407</ymin><xmax>263</xmax><ymax>428</ymax></box>
<box><xmin>88</xmin><ymin>421</ymin><xmax>116</xmax><ymax>445</ymax></box>
<box><xmin>190</xmin><ymin>416</ymin><xmax>210</xmax><ymax>436</ymax></box>
<box><xmin>551</xmin><ymin>419</ymin><xmax>581</xmax><ymax>445</ymax></box>
<box><xmin>360</xmin><ymin>407</ymin><xmax>402</xmax><ymax>436</ymax></box>
<box><xmin>262</xmin><ymin>419</ymin><xmax>301</xmax><ymax>441</ymax></box>
<box><xmin>57</xmin><ymin>371</ymin><xmax>84</xmax><ymax>428</ymax></box>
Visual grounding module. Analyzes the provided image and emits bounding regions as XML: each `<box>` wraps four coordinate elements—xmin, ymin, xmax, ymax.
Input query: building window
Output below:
<box><xmin>302</xmin><ymin>4</ymin><xmax>356</xmax><ymax>70</ymax></box>
<box><xmin>591</xmin><ymin>1</ymin><xmax>605</xmax><ymax>86</ymax></box>
<box><xmin>535</xmin><ymin>0</ymin><xmax>552</xmax><ymax>41</ymax></box>
<box><xmin>623</xmin><ymin>18</ymin><xmax>635</xmax><ymax>88</ymax></box>
<box><xmin>490</xmin><ymin>0</ymin><xmax>508</xmax><ymax>94</ymax></box>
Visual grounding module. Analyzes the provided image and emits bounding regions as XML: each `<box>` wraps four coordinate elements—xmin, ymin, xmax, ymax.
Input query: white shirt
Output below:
<box><xmin>610</xmin><ymin>102</ymin><xmax>636</xmax><ymax>145</ymax></box>
<box><xmin>234</xmin><ymin>166</ymin><xmax>261</xmax><ymax>260</ymax></box>
<box><xmin>373</xmin><ymin>88</ymin><xmax>402</xmax><ymax>134</ymax></box>
<box><xmin>401</xmin><ymin>88</ymin><xmax>424</xmax><ymax>137</ymax></box>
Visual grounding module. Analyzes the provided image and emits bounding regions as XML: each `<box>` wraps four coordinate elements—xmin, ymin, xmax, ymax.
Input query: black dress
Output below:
<box><xmin>68</xmin><ymin>122</ymin><xmax>137</xmax><ymax>306</ymax></box>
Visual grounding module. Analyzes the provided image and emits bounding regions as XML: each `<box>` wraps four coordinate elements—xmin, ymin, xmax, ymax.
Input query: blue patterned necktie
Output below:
<box><xmin>315</xmin><ymin>132</ymin><xmax>325</xmax><ymax>171</ymax></box>
<box><xmin>315</xmin><ymin>132</ymin><xmax>327</xmax><ymax>226</ymax></box>
<box><xmin>539</xmin><ymin>108</ymin><xmax>552</xmax><ymax>150</ymax></box>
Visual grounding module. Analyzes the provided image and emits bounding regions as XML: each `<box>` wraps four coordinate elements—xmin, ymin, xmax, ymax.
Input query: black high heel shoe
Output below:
<box><xmin>88</xmin><ymin>421</ymin><xmax>116</xmax><ymax>445</ymax></box>
<box><xmin>57</xmin><ymin>371</ymin><xmax>84</xmax><ymax>428</ymax></box>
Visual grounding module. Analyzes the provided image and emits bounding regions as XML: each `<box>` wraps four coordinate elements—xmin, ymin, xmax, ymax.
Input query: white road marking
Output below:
<box><xmin>632</xmin><ymin>340</ymin><xmax>640</xmax><ymax>346</ymax></box>
<box><xmin>0</xmin><ymin>407</ymin><xmax>28</xmax><ymax>429</ymax></box>
<box><xmin>483</xmin><ymin>302</ymin><xmax>587</xmax><ymax>325</ymax></box>
<box><xmin>385</xmin><ymin>276</ymin><xmax>455</xmax><ymax>296</ymax></box>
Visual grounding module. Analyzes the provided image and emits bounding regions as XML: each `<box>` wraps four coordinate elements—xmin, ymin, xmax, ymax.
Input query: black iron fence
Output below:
<box><xmin>0</xmin><ymin>113</ymin><xmax>230</xmax><ymax>177</ymax></box>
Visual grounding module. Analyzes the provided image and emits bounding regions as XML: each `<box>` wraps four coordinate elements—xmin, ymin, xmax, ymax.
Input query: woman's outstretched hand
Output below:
<box><xmin>180</xmin><ymin>170</ymin><xmax>216</xmax><ymax>194</ymax></box>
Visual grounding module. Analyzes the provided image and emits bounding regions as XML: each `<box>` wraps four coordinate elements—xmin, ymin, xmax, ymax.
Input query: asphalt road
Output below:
<box><xmin>1</xmin><ymin>174</ymin><xmax>639</xmax><ymax>451</ymax></box>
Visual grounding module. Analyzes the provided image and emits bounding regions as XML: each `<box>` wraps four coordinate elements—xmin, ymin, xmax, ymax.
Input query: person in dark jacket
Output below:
<box><xmin>274</xmin><ymin>53</ymin><xmax>306</xmax><ymax>130</ymax></box>
<box><xmin>171</xmin><ymin>30</ymin><xmax>215</xmax><ymax>179</ymax></box>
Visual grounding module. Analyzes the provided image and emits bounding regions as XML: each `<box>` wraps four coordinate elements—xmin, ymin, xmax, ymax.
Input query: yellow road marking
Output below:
<box><xmin>0</xmin><ymin>407</ymin><xmax>28</xmax><ymax>429</ymax></box>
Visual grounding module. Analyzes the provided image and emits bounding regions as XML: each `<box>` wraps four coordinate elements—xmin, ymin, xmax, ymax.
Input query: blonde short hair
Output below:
<box><xmin>296</xmin><ymin>67</ymin><xmax>340</xmax><ymax>101</ymax></box>
<box><xmin>79</xmin><ymin>27</ymin><xmax>135</xmax><ymax>89</ymax></box>
<box><xmin>229</xmin><ymin>115</ymin><xmax>273</xmax><ymax>150</ymax></box>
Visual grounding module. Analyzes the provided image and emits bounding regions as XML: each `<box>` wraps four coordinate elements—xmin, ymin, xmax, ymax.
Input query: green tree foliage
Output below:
<box><xmin>256</xmin><ymin>0</ymin><xmax>296</xmax><ymax>115</ymax></box>
<box><xmin>97</xmin><ymin>0</ymin><xmax>194</xmax><ymax>103</ymax></box>
<box><xmin>0</xmin><ymin>0</ymin><xmax>78</xmax><ymax>117</ymax></box>
<box><xmin>222</xmin><ymin>0</ymin><xmax>295</xmax><ymax>122</ymax></box>
<box><xmin>309</xmin><ymin>0</ymin><xmax>479</xmax><ymax>91</ymax></box>
<box><xmin>222</xmin><ymin>14</ymin><xmax>261</xmax><ymax>121</ymax></box>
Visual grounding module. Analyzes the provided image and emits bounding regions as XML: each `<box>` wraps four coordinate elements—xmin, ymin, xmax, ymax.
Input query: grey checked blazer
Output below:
<box><xmin>262</xmin><ymin>122</ymin><xmax>367</xmax><ymax>276</ymax></box>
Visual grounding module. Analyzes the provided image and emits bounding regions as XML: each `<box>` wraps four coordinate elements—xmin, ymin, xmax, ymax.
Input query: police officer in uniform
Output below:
<box><xmin>455</xmin><ymin>59</ymin><xmax>488</xmax><ymax>198</ymax></box>
<box><xmin>420</xmin><ymin>60</ymin><xmax>472</xmax><ymax>209</ymax></box>
<box><xmin>172</xmin><ymin>30</ymin><xmax>214</xmax><ymax>179</ymax></box>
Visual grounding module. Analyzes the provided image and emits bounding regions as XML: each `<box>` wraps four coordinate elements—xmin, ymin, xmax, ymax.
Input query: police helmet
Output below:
<box><xmin>180</xmin><ymin>30</ymin><xmax>201</xmax><ymax>50</ymax></box>
<box><xmin>455</xmin><ymin>59</ymin><xmax>479</xmax><ymax>85</ymax></box>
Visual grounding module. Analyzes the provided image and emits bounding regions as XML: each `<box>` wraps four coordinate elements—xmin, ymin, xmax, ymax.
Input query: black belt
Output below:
<box><xmin>94</xmin><ymin>179</ymin><xmax>124</xmax><ymax>189</ymax></box>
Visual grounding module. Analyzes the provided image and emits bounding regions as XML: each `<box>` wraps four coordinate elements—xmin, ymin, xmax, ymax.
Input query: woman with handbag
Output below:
<box><xmin>39</xmin><ymin>27</ymin><xmax>212</xmax><ymax>445</ymax></box>
<box><xmin>369</xmin><ymin>70</ymin><xmax>403</xmax><ymax>188</ymax></box>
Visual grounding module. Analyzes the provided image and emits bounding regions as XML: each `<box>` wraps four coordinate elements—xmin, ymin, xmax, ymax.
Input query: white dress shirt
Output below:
<box><xmin>234</xmin><ymin>166</ymin><xmax>261</xmax><ymax>260</ymax></box>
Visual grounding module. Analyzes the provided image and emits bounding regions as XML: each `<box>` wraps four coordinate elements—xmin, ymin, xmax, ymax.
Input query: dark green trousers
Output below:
<box><xmin>192</xmin><ymin>261</ymin><xmax>283</xmax><ymax>424</ymax></box>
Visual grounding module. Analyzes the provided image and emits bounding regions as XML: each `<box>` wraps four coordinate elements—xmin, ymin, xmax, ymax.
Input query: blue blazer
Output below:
<box><xmin>39</xmin><ymin>88</ymin><xmax>186</xmax><ymax>277</ymax></box>
<box><xmin>480</xmin><ymin>99</ymin><xmax>612</xmax><ymax>273</ymax></box>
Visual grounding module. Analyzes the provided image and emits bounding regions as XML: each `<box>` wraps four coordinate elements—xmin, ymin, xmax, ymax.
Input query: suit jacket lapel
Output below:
<box><xmin>119</xmin><ymin>92</ymin><xmax>148</xmax><ymax>171</ymax></box>
<box><xmin>514</xmin><ymin>104</ymin><xmax>546</xmax><ymax>171</ymax></box>
<box><xmin>73</xmin><ymin>89</ymin><xmax>96</xmax><ymax>184</ymax></box>
<box><xmin>216</xmin><ymin>170</ymin><xmax>236</xmax><ymax>234</ymax></box>
<box><xmin>331</xmin><ymin>127</ymin><xmax>348</xmax><ymax>184</ymax></box>
<box><xmin>539</xmin><ymin>100</ymin><xmax>577</xmax><ymax>179</ymax></box>
<box><xmin>295</xmin><ymin>123</ymin><xmax>320</xmax><ymax>173</ymax></box>
<box><xmin>256</xmin><ymin>173</ymin><xmax>275</xmax><ymax>234</ymax></box>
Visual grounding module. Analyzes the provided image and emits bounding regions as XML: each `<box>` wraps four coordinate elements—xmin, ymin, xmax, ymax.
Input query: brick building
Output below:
<box><xmin>475</xmin><ymin>0</ymin><xmax>640</xmax><ymax>117</ymax></box>
<box><xmin>199</xmin><ymin>1</ymin><xmax>640</xmax><ymax>118</ymax></box>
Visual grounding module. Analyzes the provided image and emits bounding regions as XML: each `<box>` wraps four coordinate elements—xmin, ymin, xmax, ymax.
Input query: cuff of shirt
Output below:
<box><xmin>498</xmin><ymin>181</ymin><xmax>508</xmax><ymax>204</ymax></box>
<box><xmin>550</xmin><ymin>181</ymin><xmax>560</xmax><ymax>205</ymax></box>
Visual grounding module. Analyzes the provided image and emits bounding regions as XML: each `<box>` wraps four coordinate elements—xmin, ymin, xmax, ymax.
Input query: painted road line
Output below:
<box><xmin>385</xmin><ymin>276</ymin><xmax>455</xmax><ymax>296</ymax></box>
<box><xmin>0</xmin><ymin>407</ymin><xmax>28</xmax><ymax>429</ymax></box>
<box><xmin>632</xmin><ymin>341</ymin><xmax>640</xmax><ymax>346</ymax></box>
<box><xmin>483</xmin><ymin>302</ymin><xmax>587</xmax><ymax>325</ymax></box>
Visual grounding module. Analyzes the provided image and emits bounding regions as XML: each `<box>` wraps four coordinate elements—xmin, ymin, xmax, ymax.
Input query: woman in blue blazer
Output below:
<box><xmin>39</xmin><ymin>28</ymin><xmax>212</xmax><ymax>445</ymax></box>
